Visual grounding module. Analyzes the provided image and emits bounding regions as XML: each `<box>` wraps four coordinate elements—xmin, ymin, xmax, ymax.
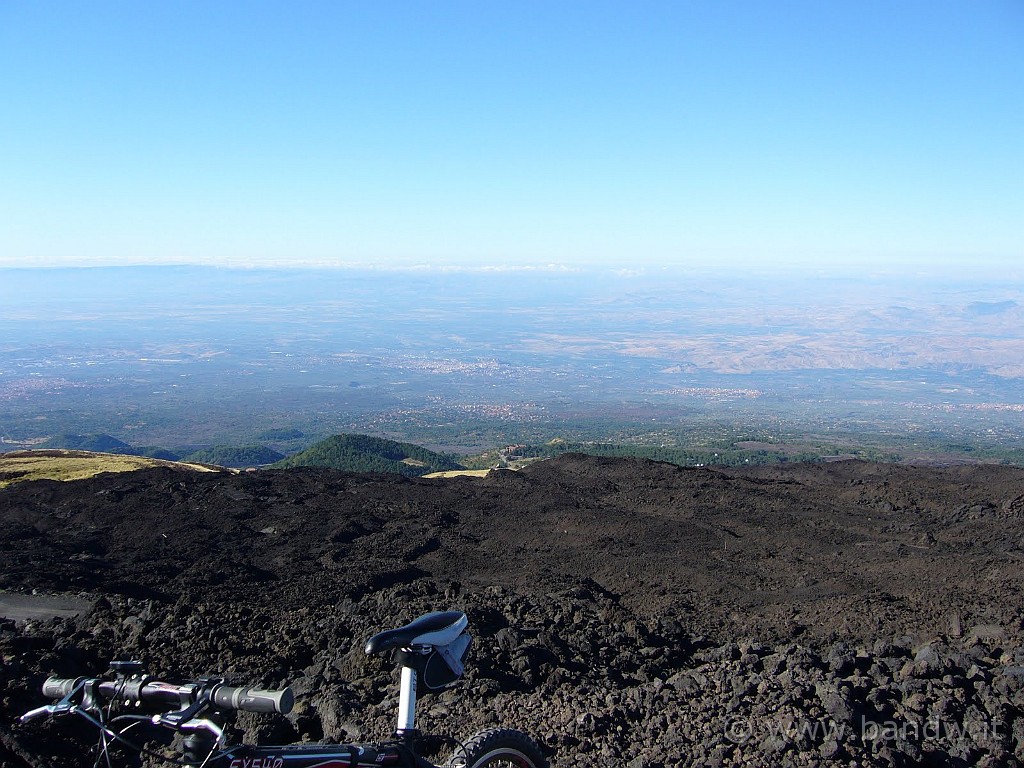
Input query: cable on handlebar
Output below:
<box><xmin>76</xmin><ymin>710</ymin><xmax>219</xmax><ymax>767</ymax></box>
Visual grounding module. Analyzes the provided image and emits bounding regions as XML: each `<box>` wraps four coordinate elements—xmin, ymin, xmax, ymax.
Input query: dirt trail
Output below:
<box><xmin>0</xmin><ymin>593</ymin><xmax>92</xmax><ymax>624</ymax></box>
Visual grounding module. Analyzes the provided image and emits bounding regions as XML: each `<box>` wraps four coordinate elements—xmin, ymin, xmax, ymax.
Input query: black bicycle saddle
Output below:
<box><xmin>364</xmin><ymin>611</ymin><xmax>468</xmax><ymax>655</ymax></box>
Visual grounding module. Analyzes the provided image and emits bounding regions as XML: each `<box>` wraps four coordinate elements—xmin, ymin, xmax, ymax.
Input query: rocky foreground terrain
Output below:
<box><xmin>1</xmin><ymin>454</ymin><xmax>1023</xmax><ymax>767</ymax></box>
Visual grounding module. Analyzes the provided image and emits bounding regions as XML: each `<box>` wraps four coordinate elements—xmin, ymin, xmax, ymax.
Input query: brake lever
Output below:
<box><xmin>161</xmin><ymin>717</ymin><xmax>225</xmax><ymax>744</ymax></box>
<box><xmin>19</xmin><ymin>702</ymin><xmax>75</xmax><ymax>723</ymax></box>
<box><xmin>154</xmin><ymin>690</ymin><xmax>210</xmax><ymax>728</ymax></box>
<box><xmin>19</xmin><ymin>705</ymin><xmax>56</xmax><ymax>723</ymax></box>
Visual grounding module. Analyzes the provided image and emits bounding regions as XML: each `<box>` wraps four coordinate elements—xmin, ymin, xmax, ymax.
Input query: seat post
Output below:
<box><xmin>396</xmin><ymin>663</ymin><xmax>417</xmax><ymax>734</ymax></box>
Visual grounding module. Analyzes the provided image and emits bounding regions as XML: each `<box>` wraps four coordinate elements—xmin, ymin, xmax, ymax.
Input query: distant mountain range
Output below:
<box><xmin>36</xmin><ymin>434</ymin><xmax>285</xmax><ymax>468</ymax></box>
<box><xmin>31</xmin><ymin>433</ymin><xmax>459</xmax><ymax>475</ymax></box>
<box><xmin>39</xmin><ymin>434</ymin><xmax>180</xmax><ymax>461</ymax></box>
<box><xmin>40</xmin><ymin>434</ymin><xmax>133</xmax><ymax>453</ymax></box>
<box><xmin>22</xmin><ymin>429</ymin><xmax>1024</xmax><ymax>475</ymax></box>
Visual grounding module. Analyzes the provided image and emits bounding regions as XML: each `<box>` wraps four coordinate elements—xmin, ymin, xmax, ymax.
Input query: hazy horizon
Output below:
<box><xmin>2</xmin><ymin>258</ymin><xmax>1022</xmax><ymax>282</ymax></box>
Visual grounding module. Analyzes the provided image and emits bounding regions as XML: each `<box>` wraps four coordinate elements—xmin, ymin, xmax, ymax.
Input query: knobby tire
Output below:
<box><xmin>445</xmin><ymin>728</ymin><xmax>547</xmax><ymax>768</ymax></box>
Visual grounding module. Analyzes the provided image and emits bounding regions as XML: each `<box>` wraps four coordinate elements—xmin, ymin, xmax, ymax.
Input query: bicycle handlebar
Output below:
<box><xmin>39</xmin><ymin>676</ymin><xmax>294</xmax><ymax>715</ymax></box>
<box><xmin>211</xmin><ymin>684</ymin><xmax>294</xmax><ymax>714</ymax></box>
<box><xmin>41</xmin><ymin>677</ymin><xmax>86</xmax><ymax>699</ymax></box>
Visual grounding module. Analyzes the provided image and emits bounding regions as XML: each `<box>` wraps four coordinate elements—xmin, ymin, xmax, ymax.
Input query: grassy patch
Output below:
<box><xmin>0</xmin><ymin>450</ymin><xmax>223</xmax><ymax>489</ymax></box>
<box><xmin>422</xmin><ymin>468</ymin><xmax>493</xmax><ymax>479</ymax></box>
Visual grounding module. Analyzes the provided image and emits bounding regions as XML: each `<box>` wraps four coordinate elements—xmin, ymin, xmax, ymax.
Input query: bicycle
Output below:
<box><xmin>17</xmin><ymin>610</ymin><xmax>548</xmax><ymax>768</ymax></box>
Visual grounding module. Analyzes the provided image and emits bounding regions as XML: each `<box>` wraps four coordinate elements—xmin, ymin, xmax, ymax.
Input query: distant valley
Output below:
<box><xmin>2</xmin><ymin>265</ymin><xmax>1023</xmax><ymax>465</ymax></box>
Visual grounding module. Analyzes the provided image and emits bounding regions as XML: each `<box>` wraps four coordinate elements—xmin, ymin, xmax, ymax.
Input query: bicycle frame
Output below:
<box><xmin>200</xmin><ymin>739</ymin><xmax>432</xmax><ymax>768</ymax></box>
<box><xmin>177</xmin><ymin>662</ymin><xmax>438</xmax><ymax>768</ymax></box>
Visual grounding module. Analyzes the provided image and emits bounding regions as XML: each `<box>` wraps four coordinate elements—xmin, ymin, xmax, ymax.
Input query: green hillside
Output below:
<box><xmin>273</xmin><ymin>434</ymin><xmax>463</xmax><ymax>477</ymax></box>
<box><xmin>184</xmin><ymin>444</ymin><xmax>285</xmax><ymax>468</ymax></box>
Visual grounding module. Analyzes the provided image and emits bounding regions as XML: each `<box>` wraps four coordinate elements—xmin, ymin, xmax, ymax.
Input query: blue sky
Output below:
<box><xmin>1</xmin><ymin>1</ymin><xmax>1022</xmax><ymax>271</ymax></box>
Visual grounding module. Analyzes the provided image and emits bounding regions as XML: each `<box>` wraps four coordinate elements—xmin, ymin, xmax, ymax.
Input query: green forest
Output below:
<box><xmin>272</xmin><ymin>434</ymin><xmax>463</xmax><ymax>476</ymax></box>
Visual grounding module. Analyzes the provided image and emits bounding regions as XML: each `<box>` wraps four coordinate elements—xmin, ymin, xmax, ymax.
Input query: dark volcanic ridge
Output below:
<box><xmin>2</xmin><ymin>455</ymin><xmax>1023</xmax><ymax>767</ymax></box>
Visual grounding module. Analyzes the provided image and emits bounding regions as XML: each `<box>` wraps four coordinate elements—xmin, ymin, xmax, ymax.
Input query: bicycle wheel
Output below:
<box><xmin>445</xmin><ymin>728</ymin><xmax>548</xmax><ymax>768</ymax></box>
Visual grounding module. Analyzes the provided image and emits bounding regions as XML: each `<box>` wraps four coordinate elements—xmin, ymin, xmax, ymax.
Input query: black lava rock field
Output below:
<box><xmin>2</xmin><ymin>454</ymin><xmax>1024</xmax><ymax>767</ymax></box>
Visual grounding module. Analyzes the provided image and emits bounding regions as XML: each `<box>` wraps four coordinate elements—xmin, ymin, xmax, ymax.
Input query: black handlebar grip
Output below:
<box><xmin>42</xmin><ymin>677</ymin><xmax>85</xmax><ymax>699</ymax></box>
<box><xmin>211</xmin><ymin>685</ymin><xmax>294</xmax><ymax>714</ymax></box>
